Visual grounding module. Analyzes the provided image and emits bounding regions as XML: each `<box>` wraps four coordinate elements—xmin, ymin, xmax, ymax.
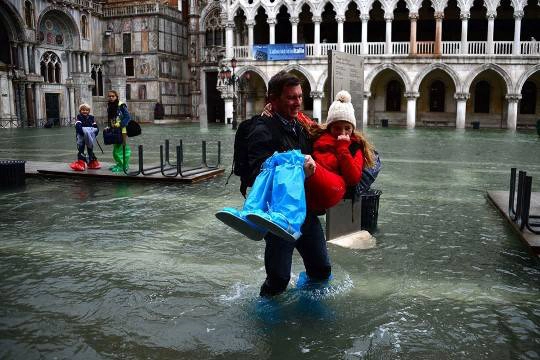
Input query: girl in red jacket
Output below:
<box><xmin>304</xmin><ymin>90</ymin><xmax>376</xmax><ymax>212</ymax></box>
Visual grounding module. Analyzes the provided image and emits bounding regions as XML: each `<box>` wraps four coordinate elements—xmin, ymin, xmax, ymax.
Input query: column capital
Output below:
<box><xmin>267</xmin><ymin>18</ymin><xmax>276</xmax><ymax>26</ymax></box>
<box><xmin>384</xmin><ymin>14</ymin><xmax>394</xmax><ymax>21</ymax></box>
<box><xmin>312</xmin><ymin>16</ymin><xmax>322</xmax><ymax>23</ymax></box>
<box><xmin>404</xmin><ymin>91</ymin><xmax>419</xmax><ymax>99</ymax></box>
<box><xmin>363</xmin><ymin>91</ymin><xmax>372</xmax><ymax>99</ymax></box>
<box><xmin>409</xmin><ymin>13</ymin><xmax>419</xmax><ymax>20</ymax></box>
<box><xmin>486</xmin><ymin>12</ymin><xmax>496</xmax><ymax>20</ymax></box>
<box><xmin>513</xmin><ymin>10</ymin><xmax>524</xmax><ymax>19</ymax></box>
<box><xmin>290</xmin><ymin>17</ymin><xmax>299</xmax><ymax>25</ymax></box>
<box><xmin>454</xmin><ymin>92</ymin><xmax>470</xmax><ymax>100</ymax></box>
<box><xmin>505</xmin><ymin>93</ymin><xmax>522</xmax><ymax>102</ymax></box>
<box><xmin>335</xmin><ymin>15</ymin><xmax>345</xmax><ymax>23</ymax></box>
<box><xmin>246</xmin><ymin>20</ymin><xmax>255</xmax><ymax>27</ymax></box>
<box><xmin>360</xmin><ymin>14</ymin><xmax>370</xmax><ymax>21</ymax></box>
<box><xmin>310</xmin><ymin>90</ymin><xmax>324</xmax><ymax>99</ymax></box>
<box><xmin>460</xmin><ymin>12</ymin><xmax>470</xmax><ymax>20</ymax></box>
<box><xmin>434</xmin><ymin>12</ymin><xmax>444</xmax><ymax>20</ymax></box>
<box><xmin>224</xmin><ymin>21</ymin><xmax>235</xmax><ymax>29</ymax></box>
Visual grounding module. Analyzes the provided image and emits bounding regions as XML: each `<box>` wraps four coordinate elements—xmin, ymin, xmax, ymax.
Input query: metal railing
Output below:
<box><xmin>508</xmin><ymin>168</ymin><xmax>540</xmax><ymax>234</ymax></box>
<box><xmin>103</xmin><ymin>3</ymin><xmax>182</xmax><ymax>20</ymax></box>
<box><xmin>232</xmin><ymin>40</ymin><xmax>540</xmax><ymax>59</ymax></box>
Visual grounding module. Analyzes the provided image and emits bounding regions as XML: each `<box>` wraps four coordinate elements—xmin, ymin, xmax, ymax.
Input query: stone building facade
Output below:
<box><xmin>191</xmin><ymin>0</ymin><xmax>540</xmax><ymax>129</ymax></box>
<box><xmin>0</xmin><ymin>0</ymin><xmax>190</xmax><ymax>128</ymax></box>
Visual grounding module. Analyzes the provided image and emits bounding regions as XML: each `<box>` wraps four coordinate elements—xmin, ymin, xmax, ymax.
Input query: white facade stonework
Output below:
<box><xmin>191</xmin><ymin>0</ymin><xmax>540</xmax><ymax>129</ymax></box>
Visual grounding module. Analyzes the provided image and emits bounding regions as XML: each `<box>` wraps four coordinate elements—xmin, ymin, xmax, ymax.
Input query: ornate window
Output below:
<box><xmin>40</xmin><ymin>52</ymin><xmax>61</xmax><ymax>84</ymax></box>
<box><xmin>474</xmin><ymin>81</ymin><xmax>490</xmax><ymax>113</ymax></box>
<box><xmin>386</xmin><ymin>80</ymin><xmax>402</xmax><ymax>112</ymax></box>
<box><xmin>205</xmin><ymin>11</ymin><xmax>224</xmax><ymax>47</ymax></box>
<box><xmin>429</xmin><ymin>80</ymin><xmax>445</xmax><ymax>112</ymax></box>
<box><xmin>91</xmin><ymin>64</ymin><xmax>104</xmax><ymax>96</ymax></box>
<box><xmin>81</xmin><ymin>15</ymin><xmax>89</xmax><ymax>39</ymax></box>
<box><xmin>25</xmin><ymin>1</ymin><xmax>34</xmax><ymax>28</ymax></box>
<box><xmin>520</xmin><ymin>81</ymin><xmax>537</xmax><ymax>114</ymax></box>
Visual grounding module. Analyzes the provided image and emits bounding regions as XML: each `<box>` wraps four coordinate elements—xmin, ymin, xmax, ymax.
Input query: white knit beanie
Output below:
<box><xmin>326</xmin><ymin>90</ymin><xmax>355</xmax><ymax>129</ymax></box>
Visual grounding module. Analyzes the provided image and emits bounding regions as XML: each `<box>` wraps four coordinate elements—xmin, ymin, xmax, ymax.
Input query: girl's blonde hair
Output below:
<box><xmin>79</xmin><ymin>103</ymin><xmax>91</xmax><ymax>112</ymax></box>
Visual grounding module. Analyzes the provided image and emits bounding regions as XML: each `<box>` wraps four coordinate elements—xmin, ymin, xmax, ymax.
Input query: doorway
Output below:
<box><xmin>45</xmin><ymin>93</ymin><xmax>60</xmax><ymax>126</ymax></box>
<box><xmin>205</xmin><ymin>72</ymin><xmax>225</xmax><ymax>123</ymax></box>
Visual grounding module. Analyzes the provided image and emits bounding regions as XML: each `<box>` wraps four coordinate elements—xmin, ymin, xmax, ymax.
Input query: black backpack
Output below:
<box><xmin>227</xmin><ymin>116</ymin><xmax>281</xmax><ymax>197</ymax></box>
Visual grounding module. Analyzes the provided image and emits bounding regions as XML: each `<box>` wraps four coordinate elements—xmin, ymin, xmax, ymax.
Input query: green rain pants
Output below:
<box><xmin>111</xmin><ymin>144</ymin><xmax>131</xmax><ymax>173</ymax></box>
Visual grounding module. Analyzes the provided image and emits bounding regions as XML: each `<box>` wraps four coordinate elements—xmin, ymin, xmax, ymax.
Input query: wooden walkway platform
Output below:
<box><xmin>25</xmin><ymin>161</ymin><xmax>224</xmax><ymax>183</ymax></box>
<box><xmin>487</xmin><ymin>190</ymin><xmax>540</xmax><ymax>257</ymax></box>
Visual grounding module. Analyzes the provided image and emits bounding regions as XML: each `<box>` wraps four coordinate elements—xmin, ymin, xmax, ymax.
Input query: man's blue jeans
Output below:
<box><xmin>259</xmin><ymin>211</ymin><xmax>332</xmax><ymax>297</ymax></box>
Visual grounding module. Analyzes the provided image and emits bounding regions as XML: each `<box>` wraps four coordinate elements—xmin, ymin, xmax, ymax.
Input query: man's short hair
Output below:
<box><xmin>267</xmin><ymin>71</ymin><xmax>301</xmax><ymax>99</ymax></box>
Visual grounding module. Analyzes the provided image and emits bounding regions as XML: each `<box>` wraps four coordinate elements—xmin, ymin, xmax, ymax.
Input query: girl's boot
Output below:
<box><xmin>215</xmin><ymin>153</ymin><xmax>279</xmax><ymax>241</ymax></box>
<box><xmin>246</xmin><ymin>150</ymin><xmax>306</xmax><ymax>242</ymax></box>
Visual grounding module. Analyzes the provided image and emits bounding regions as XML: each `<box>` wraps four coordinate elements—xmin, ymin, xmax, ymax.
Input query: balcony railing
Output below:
<box><xmin>232</xmin><ymin>40</ymin><xmax>540</xmax><ymax>59</ymax></box>
<box><xmin>103</xmin><ymin>3</ymin><xmax>182</xmax><ymax>20</ymax></box>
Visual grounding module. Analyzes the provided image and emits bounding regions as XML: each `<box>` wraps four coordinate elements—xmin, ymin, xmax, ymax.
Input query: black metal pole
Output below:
<box><xmin>232</xmin><ymin>66</ymin><xmax>238</xmax><ymax>130</ymax></box>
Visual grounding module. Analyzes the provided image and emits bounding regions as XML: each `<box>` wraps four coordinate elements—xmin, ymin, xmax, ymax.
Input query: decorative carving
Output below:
<box><xmin>505</xmin><ymin>93</ymin><xmax>522</xmax><ymax>102</ymax></box>
<box><xmin>310</xmin><ymin>90</ymin><xmax>324</xmax><ymax>99</ymax></box>
<box><xmin>454</xmin><ymin>92</ymin><xmax>470</xmax><ymax>100</ymax></box>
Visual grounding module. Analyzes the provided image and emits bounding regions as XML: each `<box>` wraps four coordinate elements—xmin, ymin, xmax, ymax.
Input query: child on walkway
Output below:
<box><xmin>216</xmin><ymin>90</ymin><xmax>376</xmax><ymax>242</ymax></box>
<box><xmin>69</xmin><ymin>103</ymin><xmax>101</xmax><ymax>171</ymax></box>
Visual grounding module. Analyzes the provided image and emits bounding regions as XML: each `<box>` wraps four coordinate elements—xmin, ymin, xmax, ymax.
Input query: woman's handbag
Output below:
<box><xmin>103</xmin><ymin>127</ymin><xmax>123</xmax><ymax>145</ymax></box>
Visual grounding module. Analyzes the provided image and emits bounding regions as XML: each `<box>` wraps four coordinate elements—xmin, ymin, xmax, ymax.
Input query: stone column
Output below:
<box><xmin>78</xmin><ymin>52</ymin><xmax>82</xmax><ymax>72</ymax></box>
<box><xmin>25</xmin><ymin>84</ymin><xmax>35</xmax><ymax>126</ymax></box>
<box><xmin>310</xmin><ymin>91</ymin><xmax>323</xmax><ymax>123</ymax></box>
<box><xmin>225</xmin><ymin>22</ymin><xmax>234</xmax><ymax>59</ymax></box>
<box><xmin>409</xmin><ymin>13</ymin><xmax>418</xmax><ymax>55</ymax></box>
<box><xmin>363</xmin><ymin>92</ymin><xmax>371</xmax><ymax>128</ymax></box>
<box><xmin>505</xmin><ymin>94</ymin><xmax>521</xmax><ymax>130</ymax></box>
<box><xmin>23</xmin><ymin>43</ymin><xmax>29</xmax><ymax>73</ymax></box>
<box><xmin>291</xmin><ymin>17</ymin><xmax>298</xmax><ymax>44</ymax></box>
<box><xmin>268</xmin><ymin>19</ymin><xmax>276</xmax><ymax>44</ymax></box>
<box><xmin>246</xmin><ymin>93</ymin><xmax>255</xmax><ymax>118</ymax></box>
<box><xmin>454</xmin><ymin>92</ymin><xmax>469</xmax><ymax>129</ymax></box>
<box><xmin>460</xmin><ymin>12</ymin><xmax>469</xmax><ymax>54</ymax></box>
<box><xmin>247</xmin><ymin>21</ymin><xmax>254</xmax><ymax>58</ymax></box>
<box><xmin>361</xmin><ymin>15</ymin><xmax>369</xmax><ymax>55</ymax></box>
<box><xmin>434</xmin><ymin>12</ymin><xmax>443</xmax><ymax>55</ymax></box>
<box><xmin>405</xmin><ymin>92</ymin><xmax>418</xmax><ymax>129</ymax></box>
<box><xmin>34</xmin><ymin>84</ymin><xmax>41</xmax><ymax>121</ymax></box>
<box><xmin>385</xmin><ymin>15</ymin><xmax>393</xmax><ymax>55</ymax></box>
<box><xmin>224</xmin><ymin>95</ymin><xmax>233</xmax><ymax>123</ymax></box>
<box><xmin>337</xmin><ymin>15</ymin><xmax>345</xmax><ymax>52</ymax></box>
<box><xmin>513</xmin><ymin>11</ymin><xmax>523</xmax><ymax>55</ymax></box>
<box><xmin>8</xmin><ymin>76</ymin><xmax>16</xmax><ymax>116</ymax></box>
<box><xmin>82</xmin><ymin>52</ymin><xmax>87</xmax><ymax>73</ymax></box>
<box><xmin>487</xmin><ymin>12</ymin><xmax>495</xmax><ymax>55</ymax></box>
<box><xmin>314</xmin><ymin>16</ymin><xmax>321</xmax><ymax>56</ymax></box>
<box><xmin>70</xmin><ymin>87</ymin><xmax>77</xmax><ymax>121</ymax></box>
<box><xmin>0</xmin><ymin>74</ymin><xmax>10</xmax><ymax>119</ymax></box>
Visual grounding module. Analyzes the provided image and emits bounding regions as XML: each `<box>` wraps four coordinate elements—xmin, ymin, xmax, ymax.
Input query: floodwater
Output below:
<box><xmin>1</xmin><ymin>125</ymin><xmax>539</xmax><ymax>359</ymax></box>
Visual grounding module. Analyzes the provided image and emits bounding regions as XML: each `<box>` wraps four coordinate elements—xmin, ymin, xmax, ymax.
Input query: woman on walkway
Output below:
<box><xmin>106</xmin><ymin>90</ymin><xmax>131</xmax><ymax>173</ymax></box>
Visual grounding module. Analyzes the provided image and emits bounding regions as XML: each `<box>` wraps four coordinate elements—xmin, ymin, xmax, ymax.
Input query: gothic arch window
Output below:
<box><xmin>91</xmin><ymin>64</ymin><xmax>104</xmax><ymax>96</ymax></box>
<box><xmin>40</xmin><ymin>52</ymin><xmax>62</xmax><ymax>84</ymax></box>
<box><xmin>25</xmin><ymin>1</ymin><xmax>34</xmax><ymax>28</ymax></box>
<box><xmin>520</xmin><ymin>81</ymin><xmax>537</xmax><ymax>114</ymax></box>
<box><xmin>429</xmin><ymin>80</ymin><xmax>445</xmax><ymax>112</ymax></box>
<box><xmin>81</xmin><ymin>15</ymin><xmax>89</xmax><ymax>39</ymax></box>
<box><xmin>386</xmin><ymin>80</ymin><xmax>402</xmax><ymax>112</ymax></box>
<box><xmin>474</xmin><ymin>81</ymin><xmax>490</xmax><ymax>113</ymax></box>
<box><xmin>205</xmin><ymin>11</ymin><xmax>224</xmax><ymax>47</ymax></box>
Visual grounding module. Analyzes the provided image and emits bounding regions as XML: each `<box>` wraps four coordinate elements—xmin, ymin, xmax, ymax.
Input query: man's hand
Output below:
<box><xmin>304</xmin><ymin>155</ymin><xmax>316</xmax><ymax>177</ymax></box>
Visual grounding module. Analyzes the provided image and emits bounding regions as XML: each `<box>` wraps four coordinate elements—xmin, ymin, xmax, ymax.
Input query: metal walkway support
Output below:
<box><xmin>508</xmin><ymin>167</ymin><xmax>540</xmax><ymax>234</ymax></box>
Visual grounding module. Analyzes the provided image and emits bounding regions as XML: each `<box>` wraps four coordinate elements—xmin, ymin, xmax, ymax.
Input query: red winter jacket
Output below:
<box><xmin>305</xmin><ymin>132</ymin><xmax>364</xmax><ymax>212</ymax></box>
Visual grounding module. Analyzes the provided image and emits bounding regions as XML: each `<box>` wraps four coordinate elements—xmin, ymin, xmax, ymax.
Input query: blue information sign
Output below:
<box><xmin>253</xmin><ymin>44</ymin><xmax>306</xmax><ymax>61</ymax></box>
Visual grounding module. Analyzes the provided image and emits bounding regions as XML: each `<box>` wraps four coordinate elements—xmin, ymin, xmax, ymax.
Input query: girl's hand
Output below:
<box><xmin>261</xmin><ymin>103</ymin><xmax>273</xmax><ymax>117</ymax></box>
<box><xmin>337</xmin><ymin>134</ymin><xmax>350</xmax><ymax>142</ymax></box>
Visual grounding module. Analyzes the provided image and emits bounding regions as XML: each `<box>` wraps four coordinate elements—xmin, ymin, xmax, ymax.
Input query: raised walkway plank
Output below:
<box><xmin>24</xmin><ymin>161</ymin><xmax>224</xmax><ymax>184</ymax></box>
<box><xmin>487</xmin><ymin>190</ymin><xmax>540</xmax><ymax>257</ymax></box>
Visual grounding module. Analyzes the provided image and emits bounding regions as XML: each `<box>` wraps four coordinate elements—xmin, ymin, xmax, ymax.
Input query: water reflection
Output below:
<box><xmin>0</xmin><ymin>125</ymin><xmax>539</xmax><ymax>359</ymax></box>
